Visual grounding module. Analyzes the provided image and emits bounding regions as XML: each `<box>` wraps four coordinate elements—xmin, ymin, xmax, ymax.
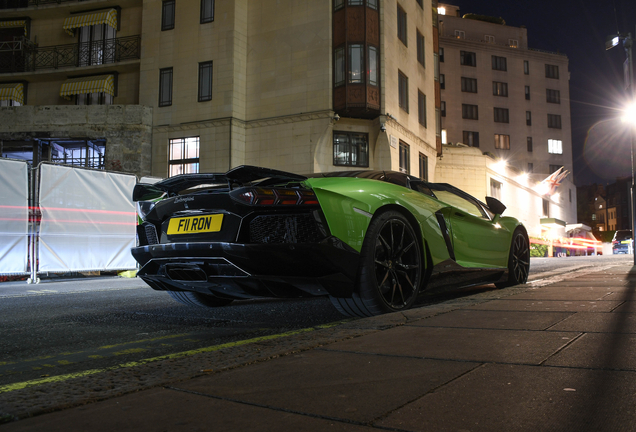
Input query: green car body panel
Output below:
<box><xmin>304</xmin><ymin>176</ymin><xmax>521</xmax><ymax>271</ymax></box>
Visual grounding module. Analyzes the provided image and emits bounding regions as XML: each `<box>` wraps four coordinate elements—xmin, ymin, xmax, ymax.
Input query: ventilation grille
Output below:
<box><xmin>249</xmin><ymin>214</ymin><xmax>323</xmax><ymax>244</ymax></box>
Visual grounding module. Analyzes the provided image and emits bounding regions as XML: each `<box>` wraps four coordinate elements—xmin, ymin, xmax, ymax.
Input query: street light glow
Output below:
<box><xmin>622</xmin><ymin>103</ymin><xmax>636</xmax><ymax>125</ymax></box>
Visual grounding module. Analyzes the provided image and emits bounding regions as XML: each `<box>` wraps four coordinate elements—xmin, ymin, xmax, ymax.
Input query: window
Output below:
<box><xmin>417</xmin><ymin>30</ymin><xmax>425</xmax><ymax>66</ymax></box>
<box><xmin>462</xmin><ymin>104</ymin><xmax>478</xmax><ymax>120</ymax></box>
<box><xmin>549</xmin><ymin>164</ymin><xmax>563</xmax><ymax>173</ymax></box>
<box><xmin>399</xmin><ymin>140</ymin><xmax>410</xmax><ymax>173</ymax></box>
<box><xmin>334</xmin><ymin>0</ymin><xmax>344</xmax><ymax>10</ymax></box>
<box><xmin>548</xmin><ymin>114</ymin><xmax>562</xmax><ymax>129</ymax></box>
<box><xmin>159</xmin><ymin>67</ymin><xmax>173</xmax><ymax>107</ymax></box>
<box><xmin>495</xmin><ymin>134</ymin><xmax>510</xmax><ymax>150</ymax></box>
<box><xmin>169</xmin><ymin>137</ymin><xmax>199</xmax><ymax>176</ymax></box>
<box><xmin>419</xmin><ymin>153</ymin><xmax>428</xmax><ymax>181</ymax></box>
<box><xmin>334</xmin><ymin>47</ymin><xmax>345</xmax><ymax>86</ymax></box>
<box><xmin>546</xmin><ymin>89</ymin><xmax>561</xmax><ymax>104</ymax></box>
<box><xmin>434</xmin><ymin>52</ymin><xmax>440</xmax><ymax>81</ymax></box>
<box><xmin>569</xmin><ymin>189</ymin><xmax>572</xmax><ymax>203</ymax></box>
<box><xmin>368</xmin><ymin>46</ymin><xmax>378</xmax><ymax>86</ymax></box>
<box><xmin>528</xmin><ymin>163</ymin><xmax>533</xmax><ymax>172</ymax></box>
<box><xmin>543</xmin><ymin>199</ymin><xmax>549</xmax><ymax>217</ymax></box>
<box><xmin>162</xmin><ymin>0</ymin><xmax>175</xmax><ymax>31</ymax></box>
<box><xmin>198</xmin><ymin>61</ymin><xmax>213</xmax><ymax>102</ymax></box>
<box><xmin>348</xmin><ymin>44</ymin><xmax>364</xmax><ymax>83</ymax></box>
<box><xmin>399</xmin><ymin>70</ymin><xmax>408</xmax><ymax>112</ymax></box>
<box><xmin>455</xmin><ymin>30</ymin><xmax>465</xmax><ymax>39</ymax></box>
<box><xmin>77</xmin><ymin>21</ymin><xmax>116</xmax><ymax>67</ymax></box>
<box><xmin>492</xmin><ymin>55</ymin><xmax>507</xmax><ymax>71</ymax></box>
<box><xmin>397</xmin><ymin>4</ymin><xmax>407</xmax><ymax>46</ymax></box>
<box><xmin>545</xmin><ymin>64</ymin><xmax>559</xmax><ymax>79</ymax></box>
<box><xmin>524</xmin><ymin>60</ymin><xmax>529</xmax><ymax>74</ymax></box>
<box><xmin>76</xmin><ymin>93</ymin><xmax>113</xmax><ymax>105</ymax></box>
<box><xmin>525</xmin><ymin>85</ymin><xmax>530</xmax><ymax>100</ymax></box>
<box><xmin>461</xmin><ymin>77</ymin><xmax>477</xmax><ymax>93</ymax></box>
<box><xmin>418</xmin><ymin>91</ymin><xmax>427</xmax><ymax>127</ymax></box>
<box><xmin>333</xmin><ymin>132</ymin><xmax>369</xmax><ymax>167</ymax></box>
<box><xmin>492</xmin><ymin>81</ymin><xmax>508</xmax><ymax>97</ymax></box>
<box><xmin>441</xmin><ymin>128</ymin><xmax>447</xmax><ymax>144</ymax></box>
<box><xmin>200</xmin><ymin>0</ymin><xmax>214</xmax><ymax>23</ymax></box>
<box><xmin>440</xmin><ymin>101</ymin><xmax>446</xmax><ymax>117</ymax></box>
<box><xmin>509</xmin><ymin>39</ymin><xmax>518</xmax><ymax>48</ymax></box>
<box><xmin>463</xmin><ymin>131</ymin><xmax>479</xmax><ymax>147</ymax></box>
<box><xmin>440</xmin><ymin>74</ymin><xmax>445</xmax><ymax>89</ymax></box>
<box><xmin>367</xmin><ymin>0</ymin><xmax>378</xmax><ymax>9</ymax></box>
<box><xmin>526</xmin><ymin>111</ymin><xmax>532</xmax><ymax>126</ymax></box>
<box><xmin>439</xmin><ymin>47</ymin><xmax>444</xmax><ymax>62</ymax></box>
<box><xmin>548</xmin><ymin>139</ymin><xmax>563</xmax><ymax>154</ymax></box>
<box><xmin>527</xmin><ymin>136</ymin><xmax>533</xmax><ymax>152</ymax></box>
<box><xmin>484</xmin><ymin>35</ymin><xmax>495</xmax><ymax>43</ymax></box>
<box><xmin>460</xmin><ymin>51</ymin><xmax>476</xmax><ymax>66</ymax></box>
<box><xmin>494</xmin><ymin>107</ymin><xmax>509</xmax><ymax>123</ymax></box>
<box><xmin>490</xmin><ymin>179</ymin><xmax>502</xmax><ymax>199</ymax></box>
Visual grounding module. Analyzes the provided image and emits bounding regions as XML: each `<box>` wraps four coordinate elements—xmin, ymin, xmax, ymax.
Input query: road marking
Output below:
<box><xmin>0</xmin><ymin>323</ymin><xmax>351</xmax><ymax>394</ymax></box>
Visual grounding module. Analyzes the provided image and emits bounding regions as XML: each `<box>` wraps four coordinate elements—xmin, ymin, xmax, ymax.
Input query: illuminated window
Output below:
<box><xmin>493</xmin><ymin>81</ymin><xmax>508</xmax><ymax>97</ymax></box>
<box><xmin>348</xmin><ymin>44</ymin><xmax>364</xmax><ymax>83</ymax></box>
<box><xmin>169</xmin><ymin>137</ymin><xmax>199</xmax><ymax>176</ymax></box>
<box><xmin>490</xmin><ymin>179</ymin><xmax>502</xmax><ymax>199</ymax></box>
<box><xmin>438</xmin><ymin>6</ymin><xmax>446</xmax><ymax>15</ymax></box>
<box><xmin>494</xmin><ymin>134</ymin><xmax>510</xmax><ymax>150</ymax></box>
<box><xmin>509</xmin><ymin>39</ymin><xmax>518</xmax><ymax>48</ymax></box>
<box><xmin>548</xmin><ymin>139</ymin><xmax>563</xmax><ymax>154</ymax></box>
<box><xmin>455</xmin><ymin>30</ymin><xmax>465</xmax><ymax>39</ymax></box>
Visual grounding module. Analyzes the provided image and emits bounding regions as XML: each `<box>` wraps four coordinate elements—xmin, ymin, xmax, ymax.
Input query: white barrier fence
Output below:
<box><xmin>0</xmin><ymin>159</ymin><xmax>29</xmax><ymax>275</ymax></box>
<box><xmin>0</xmin><ymin>159</ymin><xmax>139</xmax><ymax>282</ymax></box>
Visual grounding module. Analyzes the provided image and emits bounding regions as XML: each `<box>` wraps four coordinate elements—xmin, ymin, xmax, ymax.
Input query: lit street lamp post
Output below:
<box><xmin>606</xmin><ymin>31</ymin><xmax>636</xmax><ymax>264</ymax></box>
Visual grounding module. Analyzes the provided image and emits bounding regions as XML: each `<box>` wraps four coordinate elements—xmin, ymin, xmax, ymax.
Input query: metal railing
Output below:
<box><xmin>0</xmin><ymin>35</ymin><xmax>140</xmax><ymax>73</ymax></box>
<box><xmin>0</xmin><ymin>0</ymin><xmax>88</xmax><ymax>9</ymax></box>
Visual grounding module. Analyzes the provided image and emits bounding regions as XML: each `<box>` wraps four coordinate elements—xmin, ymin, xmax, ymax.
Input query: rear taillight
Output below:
<box><xmin>232</xmin><ymin>188</ymin><xmax>318</xmax><ymax>206</ymax></box>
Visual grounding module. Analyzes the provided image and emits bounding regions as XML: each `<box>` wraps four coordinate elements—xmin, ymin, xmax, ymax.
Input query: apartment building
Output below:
<box><xmin>0</xmin><ymin>0</ymin><xmax>440</xmax><ymax>180</ymax></box>
<box><xmin>437</xmin><ymin>3</ymin><xmax>573</xmax><ymax>178</ymax></box>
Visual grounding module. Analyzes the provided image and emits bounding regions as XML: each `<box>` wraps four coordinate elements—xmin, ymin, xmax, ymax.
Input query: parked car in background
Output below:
<box><xmin>612</xmin><ymin>230</ymin><xmax>633</xmax><ymax>254</ymax></box>
<box><xmin>131</xmin><ymin>166</ymin><xmax>530</xmax><ymax>317</ymax></box>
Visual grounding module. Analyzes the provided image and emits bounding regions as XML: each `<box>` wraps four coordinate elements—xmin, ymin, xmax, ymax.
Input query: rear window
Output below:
<box><xmin>614</xmin><ymin>230</ymin><xmax>633</xmax><ymax>241</ymax></box>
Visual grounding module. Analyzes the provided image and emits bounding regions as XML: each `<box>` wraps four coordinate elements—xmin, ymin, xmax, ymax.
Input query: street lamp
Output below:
<box><xmin>607</xmin><ymin>31</ymin><xmax>636</xmax><ymax>263</ymax></box>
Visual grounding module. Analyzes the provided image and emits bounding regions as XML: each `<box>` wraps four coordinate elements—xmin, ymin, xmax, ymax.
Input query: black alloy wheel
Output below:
<box><xmin>496</xmin><ymin>229</ymin><xmax>530</xmax><ymax>288</ymax></box>
<box><xmin>330</xmin><ymin>211</ymin><xmax>423</xmax><ymax>317</ymax></box>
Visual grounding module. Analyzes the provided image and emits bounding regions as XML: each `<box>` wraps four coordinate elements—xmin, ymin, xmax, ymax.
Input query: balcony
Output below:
<box><xmin>0</xmin><ymin>0</ymin><xmax>85</xmax><ymax>10</ymax></box>
<box><xmin>0</xmin><ymin>35</ymin><xmax>140</xmax><ymax>74</ymax></box>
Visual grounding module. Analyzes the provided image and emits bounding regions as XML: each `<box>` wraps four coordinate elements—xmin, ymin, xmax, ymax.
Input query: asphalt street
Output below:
<box><xmin>0</xmin><ymin>254</ymin><xmax>631</xmax><ymax>397</ymax></box>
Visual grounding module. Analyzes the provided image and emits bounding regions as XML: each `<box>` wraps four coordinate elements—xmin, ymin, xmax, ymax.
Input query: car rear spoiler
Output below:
<box><xmin>132</xmin><ymin>165</ymin><xmax>307</xmax><ymax>201</ymax></box>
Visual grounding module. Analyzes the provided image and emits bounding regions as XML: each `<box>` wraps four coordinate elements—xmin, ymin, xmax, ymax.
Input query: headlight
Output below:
<box><xmin>136</xmin><ymin>201</ymin><xmax>156</xmax><ymax>221</ymax></box>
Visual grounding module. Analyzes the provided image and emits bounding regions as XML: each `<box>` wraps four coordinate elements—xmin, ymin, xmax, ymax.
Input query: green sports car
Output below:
<box><xmin>131</xmin><ymin>165</ymin><xmax>530</xmax><ymax>317</ymax></box>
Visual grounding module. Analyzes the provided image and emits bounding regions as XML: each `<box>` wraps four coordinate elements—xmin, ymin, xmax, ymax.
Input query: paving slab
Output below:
<box><xmin>378</xmin><ymin>363</ymin><xmax>636</xmax><ymax>432</ymax></box>
<box><xmin>549</xmin><ymin>312</ymin><xmax>636</xmax><ymax>333</ymax></box>
<box><xmin>508</xmin><ymin>287</ymin><xmax>621</xmax><ymax>301</ymax></box>
<box><xmin>466</xmin><ymin>299</ymin><xmax>621</xmax><ymax>312</ymax></box>
<box><xmin>544</xmin><ymin>332</ymin><xmax>636</xmax><ymax>370</ymax></box>
<box><xmin>322</xmin><ymin>326</ymin><xmax>578</xmax><ymax>365</ymax></box>
<box><xmin>409</xmin><ymin>309</ymin><xmax>573</xmax><ymax>331</ymax></box>
<box><xmin>1</xmin><ymin>387</ymin><xmax>375</xmax><ymax>432</ymax></box>
<box><xmin>608</xmin><ymin>300</ymin><xmax>636</xmax><ymax>312</ymax></box>
<box><xmin>174</xmin><ymin>349</ymin><xmax>479</xmax><ymax>423</ymax></box>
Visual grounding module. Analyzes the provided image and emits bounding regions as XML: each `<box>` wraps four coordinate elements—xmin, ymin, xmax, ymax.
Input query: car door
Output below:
<box><xmin>432</xmin><ymin>188</ymin><xmax>510</xmax><ymax>268</ymax></box>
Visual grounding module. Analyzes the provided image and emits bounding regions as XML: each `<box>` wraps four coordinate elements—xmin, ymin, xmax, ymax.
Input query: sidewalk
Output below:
<box><xmin>3</xmin><ymin>263</ymin><xmax>636</xmax><ymax>431</ymax></box>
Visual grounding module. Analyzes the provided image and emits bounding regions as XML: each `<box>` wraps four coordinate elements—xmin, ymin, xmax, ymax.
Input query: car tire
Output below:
<box><xmin>495</xmin><ymin>228</ymin><xmax>530</xmax><ymax>289</ymax></box>
<box><xmin>167</xmin><ymin>291</ymin><xmax>233</xmax><ymax>308</ymax></box>
<box><xmin>331</xmin><ymin>211</ymin><xmax>423</xmax><ymax>317</ymax></box>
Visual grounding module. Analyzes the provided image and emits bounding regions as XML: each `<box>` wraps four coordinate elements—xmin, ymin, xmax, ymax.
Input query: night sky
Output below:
<box><xmin>444</xmin><ymin>0</ymin><xmax>636</xmax><ymax>187</ymax></box>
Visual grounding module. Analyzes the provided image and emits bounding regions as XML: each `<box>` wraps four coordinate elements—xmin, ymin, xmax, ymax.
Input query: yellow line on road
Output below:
<box><xmin>0</xmin><ymin>326</ymin><xmax>323</xmax><ymax>394</ymax></box>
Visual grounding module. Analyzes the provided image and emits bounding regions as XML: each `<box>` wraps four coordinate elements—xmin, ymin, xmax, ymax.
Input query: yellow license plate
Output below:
<box><xmin>167</xmin><ymin>214</ymin><xmax>224</xmax><ymax>235</ymax></box>
<box><xmin>621</xmin><ymin>240</ymin><xmax>632</xmax><ymax>244</ymax></box>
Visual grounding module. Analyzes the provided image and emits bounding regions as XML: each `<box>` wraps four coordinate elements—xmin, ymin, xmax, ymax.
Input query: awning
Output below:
<box><xmin>0</xmin><ymin>20</ymin><xmax>27</xmax><ymax>36</ymax></box>
<box><xmin>59</xmin><ymin>75</ymin><xmax>114</xmax><ymax>100</ymax></box>
<box><xmin>0</xmin><ymin>83</ymin><xmax>25</xmax><ymax>105</ymax></box>
<box><xmin>540</xmin><ymin>218</ymin><xmax>566</xmax><ymax>229</ymax></box>
<box><xmin>62</xmin><ymin>9</ymin><xmax>117</xmax><ymax>36</ymax></box>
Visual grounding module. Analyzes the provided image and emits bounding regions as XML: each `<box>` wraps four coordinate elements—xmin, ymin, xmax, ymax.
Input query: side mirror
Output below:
<box><xmin>132</xmin><ymin>183</ymin><xmax>165</xmax><ymax>202</ymax></box>
<box><xmin>486</xmin><ymin>196</ymin><xmax>506</xmax><ymax>216</ymax></box>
